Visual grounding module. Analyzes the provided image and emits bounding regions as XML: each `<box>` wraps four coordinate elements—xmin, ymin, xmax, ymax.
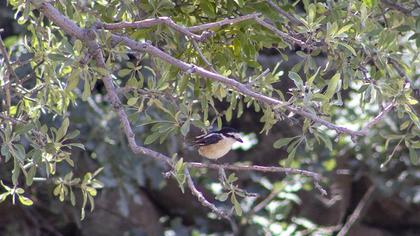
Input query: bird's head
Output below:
<box><xmin>217</xmin><ymin>127</ymin><xmax>243</xmax><ymax>143</ymax></box>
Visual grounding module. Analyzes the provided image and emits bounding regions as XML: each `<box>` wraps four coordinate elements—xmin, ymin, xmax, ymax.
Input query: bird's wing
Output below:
<box><xmin>193</xmin><ymin>133</ymin><xmax>223</xmax><ymax>146</ymax></box>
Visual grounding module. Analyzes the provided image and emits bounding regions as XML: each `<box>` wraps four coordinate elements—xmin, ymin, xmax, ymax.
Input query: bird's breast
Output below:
<box><xmin>198</xmin><ymin>139</ymin><xmax>235</xmax><ymax>159</ymax></box>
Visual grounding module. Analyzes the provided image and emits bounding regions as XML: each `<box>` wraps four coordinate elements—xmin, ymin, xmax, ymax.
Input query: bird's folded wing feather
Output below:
<box><xmin>193</xmin><ymin>133</ymin><xmax>223</xmax><ymax>146</ymax></box>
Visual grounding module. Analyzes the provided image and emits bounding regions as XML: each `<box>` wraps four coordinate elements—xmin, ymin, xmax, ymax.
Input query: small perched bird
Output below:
<box><xmin>193</xmin><ymin>127</ymin><xmax>243</xmax><ymax>160</ymax></box>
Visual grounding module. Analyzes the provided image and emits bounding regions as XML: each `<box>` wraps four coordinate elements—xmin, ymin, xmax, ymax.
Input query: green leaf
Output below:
<box><xmin>285</xmin><ymin>146</ymin><xmax>297</xmax><ymax>166</ymax></box>
<box><xmin>288</xmin><ymin>71</ymin><xmax>304</xmax><ymax>89</ymax></box>
<box><xmin>57</xmin><ymin>118</ymin><xmax>70</xmax><ymax>141</ymax></box>
<box><xmin>127</xmin><ymin>97</ymin><xmax>138</xmax><ymax>106</ymax></box>
<box><xmin>409</xmin><ymin>148</ymin><xmax>418</xmax><ymax>165</ymax></box>
<box><xmin>26</xmin><ymin>165</ymin><xmax>36</xmax><ymax>186</ymax></box>
<box><xmin>400</xmin><ymin>120</ymin><xmax>410</xmax><ymax>130</ymax></box>
<box><xmin>118</xmin><ymin>68</ymin><xmax>132</xmax><ymax>77</ymax></box>
<box><xmin>317</xmin><ymin>131</ymin><xmax>333</xmax><ymax>151</ymax></box>
<box><xmin>70</xmin><ymin>189</ymin><xmax>76</xmax><ymax>206</ymax></box>
<box><xmin>180</xmin><ymin>121</ymin><xmax>190</xmax><ymax>136</ymax></box>
<box><xmin>14</xmin><ymin>144</ymin><xmax>26</xmax><ymax>161</ymax></box>
<box><xmin>227</xmin><ymin>173</ymin><xmax>238</xmax><ymax>183</ymax></box>
<box><xmin>12</xmin><ymin>159</ymin><xmax>21</xmax><ymax>186</ymax></box>
<box><xmin>324</xmin><ymin>73</ymin><xmax>341</xmax><ymax>100</ymax></box>
<box><xmin>411</xmin><ymin>141</ymin><xmax>420</xmax><ymax>149</ymax></box>
<box><xmin>336</xmin><ymin>24</ymin><xmax>353</xmax><ymax>35</ymax></box>
<box><xmin>231</xmin><ymin>194</ymin><xmax>242</xmax><ymax>216</ymax></box>
<box><xmin>65</xmin><ymin>130</ymin><xmax>80</xmax><ymax>140</ymax></box>
<box><xmin>144</xmin><ymin>132</ymin><xmax>160</xmax><ymax>145</ymax></box>
<box><xmin>273</xmin><ymin>137</ymin><xmax>296</xmax><ymax>149</ymax></box>
<box><xmin>68</xmin><ymin>143</ymin><xmax>85</xmax><ymax>150</ymax></box>
<box><xmin>0</xmin><ymin>193</ymin><xmax>9</xmax><ymax>203</ymax></box>
<box><xmin>216</xmin><ymin>192</ymin><xmax>229</xmax><ymax>202</ymax></box>
<box><xmin>66</xmin><ymin>68</ymin><xmax>81</xmax><ymax>91</ymax></box>
<box><xmin>14</xmin><ymin>123</ymin><xmax>35</xmax><ymax>136</ymax></box>
<box><xmin>337</xmin><ymin>42</ymin><xmax>357</xmax><ymax>56</ymax></box>
<box><xmin>18</xmin><ymin>195</ymin><xmax>33</xmax><ymax>206</ymax></box>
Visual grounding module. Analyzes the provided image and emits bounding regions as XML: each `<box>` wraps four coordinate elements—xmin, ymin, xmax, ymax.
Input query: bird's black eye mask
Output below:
<box><xmin>224</xmin><ymin>133</ymin><xmax>235</xmax><ymax>138</ymax></box>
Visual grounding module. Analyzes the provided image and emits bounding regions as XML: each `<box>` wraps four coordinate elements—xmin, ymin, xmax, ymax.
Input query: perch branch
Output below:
<box><xmin>187</xmin><ymin>162</ymin><xmax>326</xmax><ymax>195</ymax></box>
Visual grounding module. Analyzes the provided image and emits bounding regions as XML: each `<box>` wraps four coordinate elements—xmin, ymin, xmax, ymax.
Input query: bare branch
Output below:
<box><xmin>249</xmin><ymin>188</ymin><xmax>281</xmax><ymax>214</ymax></box>
<box><xmin>191</xmin><ymin>40</ymin><xmax>216</xmax><ymax>73</ymax></box>
<box><xmin>265</xmin><ymin>0</ymin><xmax>304</xmax><ymax>26</ymax></box>
<box><xmin>337</xmin><ymin>185</ymin><xmax>376</xmax><ymax>236</ymax></box>
<box><xmin>187</xmin><ymin>162</ymin><xmax>321</xmax><ymax>179</ymax></box>
<box><xmin>188</xmin><ymin>13</ymin><xmax>261</xmax><ymax>32</ymax></box>
<box><xmin>0</xmin><ymin>31</ymin><xmax>13</xmax><ymax>113</ymax></box>
<box><xmin>361</xmin><ymin>101</ymin><xmax>395</xmax><ymax>133</ymax></box>
<box><xmin>381</xmin><ymin>0</ymin><xmax>411</xmax><ymax>14</ymax></box>
<box><xmin>187</xmin><ymin>162</ymin><xmax>327</xmax><ymax>195</ymax></box>
<box><xmin>96</xmin><ymin>17</ymin><xmax>213</xmax><ymax>42</ymax></box>
<box><xmin>254</xmin><ymin>17</ymin><xmax>317</xmax><ymax>51</ymax></box>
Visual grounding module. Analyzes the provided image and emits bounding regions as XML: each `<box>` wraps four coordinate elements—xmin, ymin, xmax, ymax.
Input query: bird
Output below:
<box><xmin>193</xmin><ymin>127</ymin><xmax>243</xmax><ymax>160</ymax></box>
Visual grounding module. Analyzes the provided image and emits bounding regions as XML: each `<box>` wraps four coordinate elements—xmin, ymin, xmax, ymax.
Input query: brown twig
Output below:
<box><xmin>265</xmin><ymin>0</ymin><xmax>304</xmax><ymax>26</ymax></box>
<box><xmin>381</xmin><ymin>0</ymin><xmax>411</xmax><ymax>14</ymax></box>
<box><xmin>254</xmin><ymin>17</ymin><xmax>315</xmax><ymax>51</ymax></box>
<box><xmin>187</xmin><ymin>162</ymin><xmax>327</xmax><ymax>195</ymax></box>
<box><xmin>188</xmin><ymin>13</ymin><xmax>261</xmax><ymax>32</ymax></box>
<box><xmin>0</xmin><ymin>31</ymin><xmax>13</xmax><ymax>114</ymax></box>
<box><xmin>337</xmin><ymin>185</ymin><xmax>376</xmax><ymax>236</ymax></box>
<box><xmin>191</xmin><ymin>40</ymin><xmax>216</xmax><ymax>73</ymax></box>
<box><xmin>97</xmin><ymin>17</ymin><xmax>213</xmax><ymax>42</ymax></box>
<box><xmin>361</xmin><ymin>101</ymin><xmax>395</xmax><ymax>133</ymax></box>
<box><xmin>249</xmin><ymin>188</ymin><xmax>281</xmax><ymax>214</ymax></box>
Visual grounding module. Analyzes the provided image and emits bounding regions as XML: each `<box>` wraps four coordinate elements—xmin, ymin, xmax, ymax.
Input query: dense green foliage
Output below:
<box><xmin>0</xmin><ymin>0</ymin><xmax>419</xmax><ymax>235</ymax></box>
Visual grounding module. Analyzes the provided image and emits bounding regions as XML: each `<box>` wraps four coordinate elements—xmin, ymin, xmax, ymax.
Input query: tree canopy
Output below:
<box><xmin>0</xmin><ymin>0</ymin><xmax>419</xmax><ymax>235</ymax></box>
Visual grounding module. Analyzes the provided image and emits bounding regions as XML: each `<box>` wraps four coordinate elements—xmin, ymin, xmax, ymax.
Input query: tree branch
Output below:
<box><xmin>265</xmin><ymin>0</ymin><xmax>304</xmax><ymax>26</ymax></box>
<box><xmin>34</xmin><ymin>0</ymin><xmax>391</xmax><ymax>138</ymax></box>
<box><xmin>361</xmin><ymin>101</ymin><xmax>395</xmax><ymax>133</ymax></box>
<box><xmin>337</xmin><ymin>185</ymin><xmax>376</xmax><ymax>236</ymax></box>
<box><xmin>96</xmin><ymin>17</ymin><xmax>213</xmax><ymax>42</ymax></box>
<box><xmin>109</xmin><ymin>33</ymin><xmax>365</xmax><ymax>137</ymax></box>
<box><xmin>0</xmin><ymin>31</ymin><xmax>13</xmax><ymax>114</ymax></box>
<box><xmin>381</xmin><ymin>0</ymin><xmax>411</xmax><ymax>14</ymax></box>
<box><xmin>187</xmin><ymin>162</ymin><xmax>327</xmax><ymax>195</ymax></box>
<box><xmin>188</xmin><ymin>13</ymin><xmax>261</xmax><ymax>32</ymax></box>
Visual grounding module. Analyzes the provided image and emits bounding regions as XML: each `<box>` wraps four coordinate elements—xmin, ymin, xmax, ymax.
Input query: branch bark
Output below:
<box><xmin>337</xmin><ymin>185</ymin><xmax>376</xmax><ymax>236</ymax></box>
<box><xmin>265</xmin><ymin>0</ymin><xmax>304</xmax><ymax>26</ymax></box>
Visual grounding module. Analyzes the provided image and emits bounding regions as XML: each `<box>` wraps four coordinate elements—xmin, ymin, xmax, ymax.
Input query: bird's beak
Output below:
<box><xmin>236</xmin><ymin>138</ymin><xmax>243</xmax><ymax>143</ymax></box>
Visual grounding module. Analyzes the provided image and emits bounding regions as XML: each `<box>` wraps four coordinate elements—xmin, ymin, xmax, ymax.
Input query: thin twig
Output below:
<box><xmin>381</xmin><ymin>0</ymin><xmax>411</xmax><ymax>14</ymax></box>
<box><xmin>97</xmin><ymin>17</ymin><xmax>213</xmax><ymax>42</ymax></box>
<box><xmin>187</xmin><ymin>162</ymin><xmax>327</xmax><ymax>195</ymax></box>
<box><xmin>337</xmin><ymin>185</ymin><xmax>376</xmax><ymax>236</ymax></box>
<box><xmin>254</xmin><ymin>17</ymin><xmax>313</xmax><ymax>50</ymax></box>
<box><xmin>265</xmin><ymin>0</ymin><xmax>304</xmax><ymax>26</ymax></box>
<box><xmin>188</xmin><ymin>13</ymin><xmax>261</xmax><ymax>32</ymax></box>
<box><xmin>0</xmin><ymin>31</ymin><xmax>13</xmax><ymax>114</ymax></box>
<box><xmin>247</xmin><ymin>68</ymin><xmax>270</xmax><ymax>87</ymax></box>
<box><xmin>250</xmin><ymin>188</ymin><xmax>281</xmax><ymax>214</ymax></box>
<box><xmin>361</xmin><ymin>101</ymin><xmax>395</xmax><ymax>133</ymax></box>
<box><xmin>191</xmin><ymin>40</ymin><xmax>216</xmax><ymax>73</ymax></box>
<box><xmin>184</xmin><ymin>167</ymin><xmax>238</xmax><ymax>234</ymax></box>
<box><xmin>187</xmin><ymin>162</ymin><xmax>321</xmax><ymax>179</ymax></box>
